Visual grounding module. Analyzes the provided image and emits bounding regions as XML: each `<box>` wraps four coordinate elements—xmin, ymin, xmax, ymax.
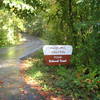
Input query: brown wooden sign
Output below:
<box><xmin>43</xmin><ymin>45</ymin><xmax>73</xmax><ymax>66</ymax></box>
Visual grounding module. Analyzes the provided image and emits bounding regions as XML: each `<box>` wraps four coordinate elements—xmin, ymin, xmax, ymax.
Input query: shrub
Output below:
<box><xmin>0</xmin><ymin>9</ymin><xmax>25</xmax><ymax>47</ymax></box>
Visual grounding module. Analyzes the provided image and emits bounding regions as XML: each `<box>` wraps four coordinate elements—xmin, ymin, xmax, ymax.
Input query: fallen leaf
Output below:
<box><xmin>0</xmin><ymin>81</ymin><xmax>4</xmax><ymax>84</ymax></box>
<box><xmin>20</xmin><ymin>90</ymin><xmax>28</xmax><ymax>94</ymax></box>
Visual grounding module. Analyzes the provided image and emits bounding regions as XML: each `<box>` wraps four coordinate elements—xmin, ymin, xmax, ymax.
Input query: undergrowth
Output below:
<box><xmin>25</xmin><ymin>51</ymin><xmax>100</xmax><ymax>100</ymax></box>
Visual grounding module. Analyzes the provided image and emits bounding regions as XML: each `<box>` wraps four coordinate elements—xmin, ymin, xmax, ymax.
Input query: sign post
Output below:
<box><xmin>43</xmin><ymin>45</ymin><xmax>73</xmax><ymax>66</ymax></box>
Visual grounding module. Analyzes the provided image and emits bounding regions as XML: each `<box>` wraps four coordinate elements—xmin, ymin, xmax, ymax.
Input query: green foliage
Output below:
<box><xmin>25</xmin><ymin>15</ymin><xmax>44</xmax><ymax>37</ymax></box>
<box><xmin>0</xmin><ymin>9</ymin><xmax>25</xmax><ymax>47</ymax></box>
<box><xmin>2</xmin><ymin>0</ymin><xmax>49</xmax><ymax>20</ymax></box>
<box><xmin>42</xmin><ymin>0</ymin><xmax>100</xmax><ymax>45</ymax></box>
<box><xmin>25</xmin><ymin>51</ymin><xmax>100</xmax><ymax>99</ymax></box>
<box><xmin>0</xmin><ymin>0</ymin><xmax>99</xmax><ymax>99</ymax></box>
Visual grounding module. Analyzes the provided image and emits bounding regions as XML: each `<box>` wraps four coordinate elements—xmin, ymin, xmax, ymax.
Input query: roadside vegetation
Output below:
<box><xmin>0</xmin><ymin>0</ymin><xmax>100</xmax><ymax>99</ymax></box>
<box><xmin>23</xmin><ymin>51</ymin><xmax>100</xmax><ymax>99</ymax></box>
<box><xmin>0</xmin><ymin>9</ymin><xmax>25</xmax><ymax>47</ymax></box>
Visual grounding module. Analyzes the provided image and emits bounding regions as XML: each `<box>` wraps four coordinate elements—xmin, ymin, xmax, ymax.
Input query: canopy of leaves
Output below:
<box><xmin>0</xmin><ymin>0</ymin><xmax>100</xmax><ymax>99</ymax></box>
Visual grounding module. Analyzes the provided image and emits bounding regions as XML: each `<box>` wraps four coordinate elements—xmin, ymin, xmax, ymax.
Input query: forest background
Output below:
<box><xmin>0</xmin><ymin>0</ymin><xmax>100</xmax><ymax>99</ymax></box>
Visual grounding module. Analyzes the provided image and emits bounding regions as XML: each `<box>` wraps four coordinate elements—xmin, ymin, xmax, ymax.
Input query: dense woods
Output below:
<box><xmin>0</xmin><ymin>0</ymin><xmax>100</xmax><ymax>99</ymax></box>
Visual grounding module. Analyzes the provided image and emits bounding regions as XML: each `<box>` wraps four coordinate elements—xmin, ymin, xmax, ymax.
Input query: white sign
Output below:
<box><xmin>43</xmin><ymin>45</ymin><xmax>73</xmax><ymax>55</ymax></box>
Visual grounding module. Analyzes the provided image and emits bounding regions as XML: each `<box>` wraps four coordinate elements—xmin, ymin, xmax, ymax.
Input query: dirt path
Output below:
<box><xmin>0</xmin><ymin>34</ymin><xmax>45</xmax><ymax>100</ymax></box>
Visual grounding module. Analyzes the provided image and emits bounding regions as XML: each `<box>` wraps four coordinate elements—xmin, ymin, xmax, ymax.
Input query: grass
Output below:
<box><xmin>24</xmin><ymin>51</ymin><xmax>73</xmax><ymax>95</ymax></box>
<box><xmin>23</xmin><ymin>50</ymin><xmax>100</xmax><ymax>100</ymax></box>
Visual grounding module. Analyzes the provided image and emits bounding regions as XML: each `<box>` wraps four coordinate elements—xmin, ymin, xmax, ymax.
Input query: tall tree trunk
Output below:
<box><xmin>68</xmin><ymin>0</ymin><xmax>77</xmax><ymax>47</ymax></box>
